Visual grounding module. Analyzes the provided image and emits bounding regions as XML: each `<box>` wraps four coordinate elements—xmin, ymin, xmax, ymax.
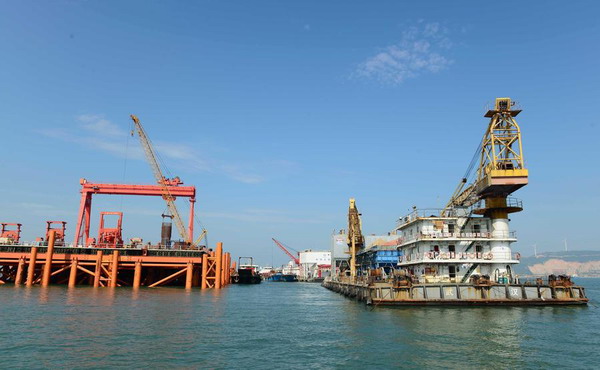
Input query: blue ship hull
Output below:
<box><xmin>268</xmin><ymin>273</ymin><xmax>298</xmax><ymax>282</ymax></box>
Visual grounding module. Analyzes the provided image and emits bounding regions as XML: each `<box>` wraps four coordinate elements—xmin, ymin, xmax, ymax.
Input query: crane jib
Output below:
<box><xmin>130</xmin><ymin>114</ymin><xmax>192</xmax><ymax>244</ymax></box>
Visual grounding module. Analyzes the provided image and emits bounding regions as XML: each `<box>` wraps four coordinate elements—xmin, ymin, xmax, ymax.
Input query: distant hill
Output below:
<box><xmin>514</xmin><ymin>250</ymin><xmax>600</xmax><ymax>277</ymax></box>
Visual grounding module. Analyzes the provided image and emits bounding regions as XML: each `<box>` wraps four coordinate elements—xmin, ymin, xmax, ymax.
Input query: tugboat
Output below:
<box><xmin>232</xmin><ymin>257</ymin><xmax>262</xmax><ymax>284</ymax></box>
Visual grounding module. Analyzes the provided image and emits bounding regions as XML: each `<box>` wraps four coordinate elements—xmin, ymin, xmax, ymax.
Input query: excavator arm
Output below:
<box><xmin>347</xmin><ymin>198</ymin><xmax>364</xmax><ymax>277</ymax></box>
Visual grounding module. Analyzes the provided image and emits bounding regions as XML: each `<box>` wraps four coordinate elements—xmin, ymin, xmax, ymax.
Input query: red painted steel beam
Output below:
<box><xmin>81</xmin><ymin>182</ymin><xmax>196</xmax><ymax>197</ymax></box>
<box><xmin>73</xmin><ymin>179</ymin><xmax>197</xmax><ymax>246</ymax></box>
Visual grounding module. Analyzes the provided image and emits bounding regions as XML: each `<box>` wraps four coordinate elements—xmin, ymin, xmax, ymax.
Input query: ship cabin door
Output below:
<box><xmin>449</xmin><ymin>265</ymin><xmax>457</xmax><ymax>282</ymax></box>
<box><xmin>448</xmin><ymin>245</ymin><xmax>455</xmax><ymax>259</ymax></box>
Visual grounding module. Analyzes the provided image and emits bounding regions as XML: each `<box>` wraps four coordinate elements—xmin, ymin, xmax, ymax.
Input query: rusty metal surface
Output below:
<box><xmin>323</xmin><ymin>280</ymin><xmax>589</xmax><ymax>306</ymax></box>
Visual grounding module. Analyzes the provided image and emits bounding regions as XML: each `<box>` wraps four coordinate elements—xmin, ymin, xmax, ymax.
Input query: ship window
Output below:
<box><xmin>449</xmin><ymin>265</ymin><xmax>456</xmax><ymax>279</ymax></box>
<box><xmin>448</xmin><ymin>245</ymin><xmax>455</xmax><ymax>253</ymax></box>
<box><xmin>448</xmin><ymin>224</ymin><xmax>455</xmax><ymax>233</ymax></box>
<box><xmin>473</xmin><ymin>224</ymin><xmax>481</xmax><ymax>233</ymax></box>
<box><xmin>476</xmin><ymin>245</ymin><xmax>482</xmax><ymax>253</ymax></box>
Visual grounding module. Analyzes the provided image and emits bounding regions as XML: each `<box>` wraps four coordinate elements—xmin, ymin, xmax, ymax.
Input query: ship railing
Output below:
<box><xmin>420</xmin><ymin>231</ymin><xmax>517</xmax><ymax>239</ymax></box>
<box><xmin>397</xmin><ymin>231</ymin><xmax>517</xmax><ymax>244</ymax></box>
<box><xmin>471</xmin><ymin>197</ymin><xmax>523</xmax><ymax>212</ymax></box>
<box><xmin>419</xmin><ymin>231</ymin><xmax>492</xmax><ymax>239</ymax></box>
<box><xmin>396</xmin><ymin>208</ymin><xmax>446</xmax><ymax>226</ymax></box>
<box><xmin>400</xmin><ymin>250</ymin><xmax>520</xmax><ymax>263</ymax></box>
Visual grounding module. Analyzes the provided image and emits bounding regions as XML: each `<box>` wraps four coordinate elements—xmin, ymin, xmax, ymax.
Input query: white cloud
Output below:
<box><xmin>78</xmin><ymin>114</ymin><xmax>127</xmax><ymax>137</ymax></box>
<box><xmin>355</xmin><ymin>22</ymin><xmax>453</xmax><ymax>85</ymax></box>
<box><xmin>154</xmin><ymin>142</ymin><xmax>211</xmax><ymax>172</ymax></box>
<box><xmin>219</xmin><ymin>164</ymin><xmax>264</xmax><ymax>184</ymax></box>
<box><xmin>36</xmin><ymin>115</ymin><xmax>292</xmax><ymax>185</ymax></box>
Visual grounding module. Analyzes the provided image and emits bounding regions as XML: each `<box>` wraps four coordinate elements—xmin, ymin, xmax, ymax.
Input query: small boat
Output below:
<box><xmin>281</xmin><ymin>274</ymin><xmax>298</xmax><ymax>282</ymax></box>
<box><xmin>267</xmin><ymin>272</ymin><xmax>298</xmax><ymax>282</ymax></box>
<box><xmin>268</xmin><ymin>272</ymin><xmax>284</xmax><ymax>282</ymax></box>
<box><xmin>266</xmin><ymin>263</ymin><xmax>299</xmax><ymax>282</ymax></box>
<box><xmin>232</xmin><ymin>257</ymin><xmax>262</xmax><ymax>284</ymax></box>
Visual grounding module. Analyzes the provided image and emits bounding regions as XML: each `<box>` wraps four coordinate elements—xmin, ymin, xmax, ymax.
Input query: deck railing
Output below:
<box><xmin>395</xmin><ymin>230</ymin><xmax>517</xmax><ymax>247</ymax></box>
<box><xmin>399</xmin><ymin>251</ymin><xmax>521</xmax><ymax>263</ymax></box>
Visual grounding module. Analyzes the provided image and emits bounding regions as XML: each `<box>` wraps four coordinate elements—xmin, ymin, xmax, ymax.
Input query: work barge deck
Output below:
<box><xmin>323</xmin><ymin>278</ymin><xmax>589</xmax><ymax>306</ymax></box>
<box><xmin>0</xmin><ymin>239</ymin><xmax>233</xmax><ymax>289</ymax></box>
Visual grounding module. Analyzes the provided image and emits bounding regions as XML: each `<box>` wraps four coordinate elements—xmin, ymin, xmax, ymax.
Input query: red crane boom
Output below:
<box><xmin>271</xmin><ymin>238</ymin><xmax>299</xmax><ymax>265</ymax></box>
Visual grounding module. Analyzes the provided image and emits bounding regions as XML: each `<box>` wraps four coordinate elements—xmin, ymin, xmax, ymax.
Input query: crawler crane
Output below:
<box><xmin>130</xmin><ymin>115</ymin><xmax>207</xmax><ymax>247</ymax></box>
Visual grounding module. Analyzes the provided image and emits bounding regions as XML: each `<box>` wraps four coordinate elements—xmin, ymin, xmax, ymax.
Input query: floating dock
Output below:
<box><xmin>0</xmin><ymin>233</ymin><xmax>232</xmax><ymax>289</ymax></box>
<box><xmin>323</xmin><ymin>277</ymin><xmax>589</xmax><ymax>306</ymax></box>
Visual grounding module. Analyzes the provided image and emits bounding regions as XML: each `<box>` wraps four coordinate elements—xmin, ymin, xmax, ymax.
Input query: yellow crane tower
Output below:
<box><xmin>443</xmin><ymin>97</ymin><xmax>528</xmax><ymax>219</ymax></box>
<box><xmin>130</xmin><ymin>114</ymin><xmax>193</xmax><ymax>245</ymax></box>
<box><xmin>347</xmin><ymin>198</ymin><xmax>364</xmax><ymax>278</ymax></box>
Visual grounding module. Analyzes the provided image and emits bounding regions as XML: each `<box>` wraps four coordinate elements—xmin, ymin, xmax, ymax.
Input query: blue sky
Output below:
<box><xmin>1</xmin><ymin>1</ymin><xmax>599</xmax><ymax>265</ymax></box>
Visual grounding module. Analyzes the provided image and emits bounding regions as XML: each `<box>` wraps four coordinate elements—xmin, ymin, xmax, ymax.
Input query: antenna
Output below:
<box><xmin>564</xmin><ymin>239</ymin><xmax>568</xmax><ymax>252</ymax></box>
<box><xmin>533</xmin><ymin>243</ymin><xmax>537</xmax><ymax>258</ymax></box>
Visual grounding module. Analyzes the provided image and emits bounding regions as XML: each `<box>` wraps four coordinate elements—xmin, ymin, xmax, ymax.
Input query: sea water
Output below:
<box><xmin>1</xmin><ymin>279</ymin><xmax>598</xmax><ymax>368</ymax></box>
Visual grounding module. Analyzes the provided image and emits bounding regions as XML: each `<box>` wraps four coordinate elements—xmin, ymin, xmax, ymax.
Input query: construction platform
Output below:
<box><xmin>323</xmin><ymin>278</ymin><xmax>589</xmax><ymax>306</ymax></box>
<box><xmin>0</xmin><ymin>240</ymin><xmax>233</xmax><ymax>289</ymax></box>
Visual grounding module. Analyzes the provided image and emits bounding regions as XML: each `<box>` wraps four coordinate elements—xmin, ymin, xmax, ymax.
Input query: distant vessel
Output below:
<box><xmin>267</xmin><ymin>272</ymin><xmax>298</xmax><ymax>282</ymax></box>
<box><xmin>281</xmin><ymin>273</ymin><xmax>298</xmax><ymax>282</ymax></box>
<box><xmin>258</xmin><ymin>266</ymin><xmax>273</xmax><ymax>275</ymax></box>
<box><xmin>268</xmin><ymin>272</ymin><xmax>283</xmax><ymax>282</ymax></box>
<box><xmin>281</xmin><ymin>261</ymin><xmax>299</xmax><ymax>281</ymax></box>
<box><xmin>266</xmin><ymin>262</ymin><xmax>299</xmax><ymax>282</ymax></box>
<box><xmin>232</xmin><ymin>257</ymin><xmax>261</xmax><ymax>284</ymax></box>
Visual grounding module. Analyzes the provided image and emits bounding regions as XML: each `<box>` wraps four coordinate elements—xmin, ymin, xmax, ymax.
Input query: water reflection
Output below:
<box><xmin>37</xmin><ymin>286</ymin><xmax>50</xmax><ymax>304</ymax></box>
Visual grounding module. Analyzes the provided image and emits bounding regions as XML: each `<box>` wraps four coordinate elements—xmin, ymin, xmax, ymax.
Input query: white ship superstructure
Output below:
<box><xmin>393</xmin><ymin>206</ymin><xmax>520</xmax><ymax>284</ymax></box>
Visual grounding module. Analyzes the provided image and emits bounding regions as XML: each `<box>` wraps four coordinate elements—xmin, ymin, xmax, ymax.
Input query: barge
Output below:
<box><xmin>323</xmin><ymin>275</ymin><xmax>588</xmax><ymax>306</ymax></box>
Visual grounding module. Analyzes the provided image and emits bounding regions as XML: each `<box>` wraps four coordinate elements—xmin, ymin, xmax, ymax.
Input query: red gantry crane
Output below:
<box><xmin>74</xmin><ymin>115</ymin><xmax>208</xmax><ymax>247</ymax></box>
<box><xmin>271</xmin><ymin>238</ymin><xmax>300</xmax><ymax>265</ymax></box>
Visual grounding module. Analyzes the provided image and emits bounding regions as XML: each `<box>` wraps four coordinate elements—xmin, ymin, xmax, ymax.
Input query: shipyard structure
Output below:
<box><xmin>0</xmin><ymin>115</ymin><xmax>233</xmax><ymax>290</ymax></box>
<box><xmin>271</xmin><ymin>238</ymin><xmax>331</xmax><ymax>282</ymax></box>
<box><xmin>325</xmin><ymin>98</ymin><xmax>589</xmax><ymax>305</ymax></box>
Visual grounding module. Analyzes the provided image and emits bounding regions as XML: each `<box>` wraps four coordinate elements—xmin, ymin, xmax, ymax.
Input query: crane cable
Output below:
<box><xmin>119</xmin><ymin>119</ymin><xmax>133</xmax><ymax>212</ymax></box>
<box><xmin>462</xmin><ymin>139</ymin><xmax>482</xmax><ymax>184</ymax></box>
<box><xmin>132</xmin><ymin>116</ymin><xmax>209</xmax><ymax>246</ymax></box>
<box><xmin>281</xmin><ymin>240</ymin><xmax>299</xmax><ymax>253</ymax></box>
